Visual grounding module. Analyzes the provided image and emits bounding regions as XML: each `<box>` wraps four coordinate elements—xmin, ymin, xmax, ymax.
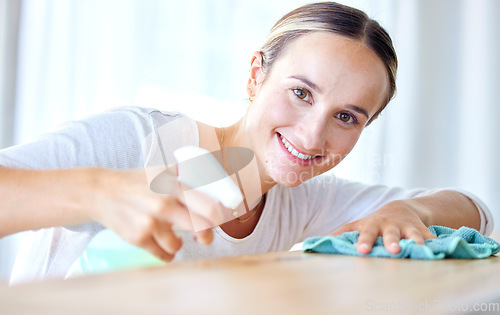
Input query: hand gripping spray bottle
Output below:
<box><xmin>78</xmin><ymin>146</ymin><xmax>243</xmax><ymax>274</ymax></box>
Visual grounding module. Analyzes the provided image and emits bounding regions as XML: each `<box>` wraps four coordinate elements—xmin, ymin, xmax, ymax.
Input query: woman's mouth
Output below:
<box><xmin>277</xmin><ymin>133</ymin><xmax>322</xmax><ymax>164</ymax></box>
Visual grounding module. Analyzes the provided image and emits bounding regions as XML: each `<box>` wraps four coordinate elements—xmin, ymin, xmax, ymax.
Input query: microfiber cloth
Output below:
<box><xmin>302</xmin><ymin>225</ymin><xmax>500</xmax><ymax>260</ymax></box>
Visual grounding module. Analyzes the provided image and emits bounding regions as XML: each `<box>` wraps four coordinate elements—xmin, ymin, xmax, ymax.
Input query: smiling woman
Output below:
<box><xmin>0</xmin><ymin>2</ymin><xmax>493</xmax><ymax>284</ymax></box>
<box><xmin>258</xmin><ymin>2</ymin><xmax>397</xmax><ymax>123</ymax></box>
<box><xmin>243</xmin><ymin>31</ymin><xmax>389</xmax><ymax>188</ymax></box>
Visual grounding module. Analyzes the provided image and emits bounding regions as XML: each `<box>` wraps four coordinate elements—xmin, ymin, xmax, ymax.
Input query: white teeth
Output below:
<box><xmin>279</xmin><ymin>135</ymin><xmax>318</xmax><ymax>160</ymax></box>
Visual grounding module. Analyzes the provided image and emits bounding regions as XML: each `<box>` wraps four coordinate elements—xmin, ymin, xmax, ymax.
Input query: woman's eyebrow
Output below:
<box><xmin>289</xmin><ymin>75</ymin><xmax>323</xmax><ymax>93</ymax></box>
<box><xmin>346</xmin><ymin>104</ymin><xmax>369</xmax><ymax>119</ymax></box>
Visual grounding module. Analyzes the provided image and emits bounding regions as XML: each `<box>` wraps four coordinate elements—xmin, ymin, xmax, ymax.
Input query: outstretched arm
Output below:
<box><xmin>0</xmin><ymin>167</ymin><xmax>218</xmax><ymax>261</ymax></box>
<box><xmin>331</xmin><ymin>190</ymin><xmax>481</xmax><ymax>254</ymax></box>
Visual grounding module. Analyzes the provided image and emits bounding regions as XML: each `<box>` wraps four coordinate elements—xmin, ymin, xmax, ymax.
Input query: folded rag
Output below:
<box><xmin>302</xmin><ymin>225</ymin><xmax>500</xmax><ymax>260</ymax></box>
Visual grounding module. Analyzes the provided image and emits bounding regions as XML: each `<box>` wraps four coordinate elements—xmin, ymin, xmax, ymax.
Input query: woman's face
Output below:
<box><xmin>246</xmin><ymin>31</ymin><xmax>389</xmax><ymax>187</ymax></box>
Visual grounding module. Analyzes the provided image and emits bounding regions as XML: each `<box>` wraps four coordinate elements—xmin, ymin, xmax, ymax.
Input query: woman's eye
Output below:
<box><xmin>292</xmin><ymin>88</ymin><xmax>311</xmax><ymax>102</ymax></box>
<box><xmin>336</xmin><ymin>112</ymin><xmax>358</xmax><ymax>124</ymax></box>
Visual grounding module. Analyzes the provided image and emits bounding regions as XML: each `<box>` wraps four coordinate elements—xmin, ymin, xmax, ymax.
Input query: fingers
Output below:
<box><xmin>158</xmin><ymin>195</ymin><xmax>198</xmax><ymax>231</ymax></box>
<box><xmin>380</xmin><ymin>226</ymin><xmax>401</xmax><ymax>255</ymax></box>
<box><xmin>177</xmin><ymin>187</ymin><xmax>228</xmax><ymax>229</ymax></box>
<box><xmin>140</xmin><ymin>234</ymin><xmax>175</xmax><ymax>262</ymax></box>
<box><xmin>125</xmin><ymin>217</ymin><xmax>214</xmax><ymax>262</ymax></box>
<box><xmin>126</xmin><ymin>218</ymin><xmax>213</xmax><ymax>262</ymax></box>
<box><xmin>159</xmin><ymin>199</ymin><xmax>216</xmax><ymax>248</ymax></box>
<box><xmin>94</xmin><ymin>169</ymin><xmax>220</xmax><ymax>264</ymax></box>
<box><xmin>403</xmin><ymin>227</ymin><xmax>426</xmax><ymax>245</ymax></box>
<box><xmin>193</xmin><ymin>228</ymin><xmax>214</xmax><ymax>245</ymax></box>
<box><xmin>332</xmin><ymin>223</ymin><xmax>401</xmax><ymax>254</ymax></box>
<box><xmin>123</xmin><ymin>218</ymin><xmax>177</xmax><ymax>262</ymax></box>
<box><xmin>356</xmin><ymin>225</ymin><xmax>435</xmax><ymax>255</ymax></box>
<box><xmin>420</xmin><ymin>227</ymin><xmax>438</xmax><ymax>240</ymax></box>
<box><xmin>151</xmin><ymin>221</ymin><xmax>182</xmax><ymax>261</ymax></box>
<box><xmin>330</xmin><ymin>200</ymin><xmax>439</xmax><ymax>256</ymax></box>
<box><xmin>119</xmin><ymin>195</ymin><xmax>216</xmax><ymax>262</ymax></box>
<box><xmin>141</xmin><ymin>168</ymin><xmax>225</xmax><ymax>238</ymax></box>
<box><xmin>356</xmin><ymin>225</ymin><xmax>381</xmax><ymax>255</ymax></box>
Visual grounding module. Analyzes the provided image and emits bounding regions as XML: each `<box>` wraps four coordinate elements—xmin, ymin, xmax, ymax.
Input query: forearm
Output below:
<box><xmin>401</xmin><ymin>190</ymin><xmax>481</xmax><ymax>231</ymax></box>
<box><xmin>0</xmin><ymin>167</ymin><xmax>95</xmax><ymax>237</ymax></box>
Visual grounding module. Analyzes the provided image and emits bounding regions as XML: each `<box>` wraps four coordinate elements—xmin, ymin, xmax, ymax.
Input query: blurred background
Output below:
<box><xmin>1</xmin><ymin>0</ymin><xmax>499</xmax><ymax>282</ymax></box>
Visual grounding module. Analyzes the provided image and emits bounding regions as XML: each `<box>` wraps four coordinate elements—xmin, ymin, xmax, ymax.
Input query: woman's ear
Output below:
<box><xmin>247</xmin><ymin>51</ymin><xmax>264</xmax><ymax>96</ymax></box>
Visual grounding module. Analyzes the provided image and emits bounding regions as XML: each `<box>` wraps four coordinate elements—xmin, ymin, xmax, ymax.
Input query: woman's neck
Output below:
<box><xmin>197</xmin><ymin>119</ymin><xmax>276</xmax><ymax>195</ymax></box>
<box><xmin>222</xmin><ymin>118</ymin><xmax>277</xmax><ymax>194</ymax></box>
<box><xmin>195</xmin><ymin>120</ymin><xmax>275</xmax><ymax>239</ymax></box>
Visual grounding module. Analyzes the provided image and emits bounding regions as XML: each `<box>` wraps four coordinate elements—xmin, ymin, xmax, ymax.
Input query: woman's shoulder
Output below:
<box><xmin>100</xmin><ymin>106</ymin><xmax>192</xmax><ymax>124</ymax></box>
<box><xmin>78</xmin><ymin>106</ymin><xmax>198</xmax><ymax>140</ymax></box>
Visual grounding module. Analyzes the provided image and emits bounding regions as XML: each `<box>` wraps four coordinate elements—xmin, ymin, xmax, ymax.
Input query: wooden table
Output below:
<box><xmin>1</xmin><ymin>249</ymin><xmax>500</xmax><ymax>315</ymax></box>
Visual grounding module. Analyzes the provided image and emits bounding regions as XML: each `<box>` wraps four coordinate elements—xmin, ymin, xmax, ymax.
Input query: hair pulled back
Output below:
<box><xmin>260</xmin><ymin>2</ymin><xmax>397</xmax><ymax>122</ymax></box>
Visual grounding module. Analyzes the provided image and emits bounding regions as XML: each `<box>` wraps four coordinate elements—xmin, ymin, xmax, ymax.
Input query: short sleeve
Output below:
<box><xmin>417</xmin><ymin>188</ymin><xmax>494</xmax><ymax>236</ymax></box>
<box><xmin>0</xmin><ymin>107</ymin><xmax>157</xmax><ymax>170</ymax></box>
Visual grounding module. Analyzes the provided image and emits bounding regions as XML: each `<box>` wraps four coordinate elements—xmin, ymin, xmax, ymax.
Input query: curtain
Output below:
<box><xmin>0</xmin><ymin>0</ymin><xmax>19</xmax><ymax>149</ymax></box>
<box><xmin>1</xmin><ymin>0</ymin><xmax>499</xmax><ymax>282</ymax></box>
<box><xmin>12</xmin><ymin>0</ymin><xmax>318</xmax><ymax>142</ymax></box>
<box><xmin>0</xmin><ymin>0</ymin><xmax>21</xmax><ymax>282</ymax></box>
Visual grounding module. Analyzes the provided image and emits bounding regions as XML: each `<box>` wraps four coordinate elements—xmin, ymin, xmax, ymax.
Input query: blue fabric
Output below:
<box><xmin>302</xmin><ymin>225</ymin><xmax>500</xmax><ymax>260</ymax></box>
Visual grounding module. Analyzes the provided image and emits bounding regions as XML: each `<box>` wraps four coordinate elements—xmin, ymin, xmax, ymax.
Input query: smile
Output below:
<box><xmin>279</xmin><ymin>134</ymin><xmax>320</xmax><ymax>160</ymax></box>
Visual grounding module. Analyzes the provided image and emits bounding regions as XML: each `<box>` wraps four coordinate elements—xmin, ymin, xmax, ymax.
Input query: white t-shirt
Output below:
<box><xmin>1</xmin><ymin>107</ymin><xmax>493</xmax><ymax>284</ymax></box>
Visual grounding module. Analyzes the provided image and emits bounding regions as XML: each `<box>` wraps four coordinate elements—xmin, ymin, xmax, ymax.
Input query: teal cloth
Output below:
<box><xmin>302</xmin><ymin>225</ymin><xmax>500</xmax><ymax>260</ymax></box>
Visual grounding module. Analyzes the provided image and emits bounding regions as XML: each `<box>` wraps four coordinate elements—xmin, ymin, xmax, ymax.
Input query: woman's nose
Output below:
<box><xmin>295</xmin><ymin>110</ymin><xmax>328</xmax><ymax>151</ymax></box>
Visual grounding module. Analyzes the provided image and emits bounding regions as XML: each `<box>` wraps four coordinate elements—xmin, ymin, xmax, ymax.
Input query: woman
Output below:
<box><xmin>0</xmin><ymin>2</ymin><xmax>492</xmax><ymax>283</ymax></box>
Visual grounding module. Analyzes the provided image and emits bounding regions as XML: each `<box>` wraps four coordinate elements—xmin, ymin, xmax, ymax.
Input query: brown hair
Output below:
<box><xmin>260</xmin><ymin>2</ymin><xmax>397</xmax><ymax>123</ymax></box>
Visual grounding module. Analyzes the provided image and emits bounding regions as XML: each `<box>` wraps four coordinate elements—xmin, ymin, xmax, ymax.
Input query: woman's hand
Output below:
<box><xmin>82</xmin><ymin>167</ymin><xmax>224</xmax><ymax>262</ymax></box>
<box><xmin>330</xmin><ymin>199</ymin><xmax>437</xmax><ymax>255</ymax></box>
